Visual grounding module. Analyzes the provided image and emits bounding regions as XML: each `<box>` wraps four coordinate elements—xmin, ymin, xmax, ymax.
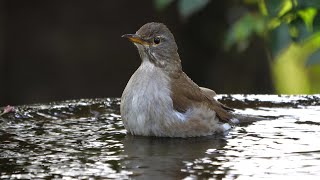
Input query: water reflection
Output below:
<box><xmin>0</xmin><ymin>95</ymin><xmax>320</xmax><ymax>179</ymax></box>
<box><xmin>122</xmin><ymin>135</ymin><xmax>228</xmax><ymax>179</ymax></box>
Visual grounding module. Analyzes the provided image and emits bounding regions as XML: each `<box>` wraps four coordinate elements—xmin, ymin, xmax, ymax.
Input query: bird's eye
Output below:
<box><xmin>153</xmin><ymin>37</ymin><xmax>161</xmax><ymax>44</ymax></box>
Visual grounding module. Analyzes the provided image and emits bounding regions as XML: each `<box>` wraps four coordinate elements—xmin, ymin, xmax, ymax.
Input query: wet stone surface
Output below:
<box><xmin>0</xmin><ymin>95</ymin><xmax>320</xmax><ymax>179</ymax></box>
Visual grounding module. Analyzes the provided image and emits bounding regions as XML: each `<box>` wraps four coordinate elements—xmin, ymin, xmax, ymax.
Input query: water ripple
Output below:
<box><xmin>1</xmin><ymin>95</ymin><xmax>320</xmax><ymax>179</ymax></box>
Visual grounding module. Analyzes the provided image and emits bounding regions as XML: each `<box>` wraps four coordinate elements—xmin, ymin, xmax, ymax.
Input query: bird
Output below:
<box><xmin>121</xmin><ymin>22</ymin><xmax>237</xmax><ymax>137</ymax></box>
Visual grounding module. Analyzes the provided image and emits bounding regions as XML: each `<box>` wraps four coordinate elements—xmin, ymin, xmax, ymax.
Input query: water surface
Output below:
<box><xmin>1</xmin><ymin>95</ymin><xmax>320</xmax><ymax>179</ymax></box>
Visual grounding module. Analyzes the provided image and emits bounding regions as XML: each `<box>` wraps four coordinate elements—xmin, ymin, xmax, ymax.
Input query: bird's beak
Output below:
<box><xmin>122</xmin><ymin>34</ymin><xmax>148</xmax><ymax>45</ymax></box>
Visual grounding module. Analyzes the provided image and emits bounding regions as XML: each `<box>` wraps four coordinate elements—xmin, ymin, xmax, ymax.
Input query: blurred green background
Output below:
<box><xmin>0</xmin><ymin>0</ymin><xmax>320</xmax><ymax>106</ymax></box>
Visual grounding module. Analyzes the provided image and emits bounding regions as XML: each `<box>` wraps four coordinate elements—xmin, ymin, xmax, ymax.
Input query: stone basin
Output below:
<box><xmin>1</xmin><ymin>95</ymin><xmax>320</xmax><ymax>179</ymax></box>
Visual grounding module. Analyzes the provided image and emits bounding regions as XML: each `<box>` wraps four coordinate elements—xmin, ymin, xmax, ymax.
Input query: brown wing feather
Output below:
<box><xmin>200</xmin><ymin>87</ymin><xmax>234</xmax><ymax>112</ymax></box>
<box><xmin>170</xmin><ymin>72</ymin><xmax>233</xmax><ymax>123</ymax></box>
<box><xmin>200</xmin><ymin>87</ymin><xmax>216</xmax><ymax>98</ymax></box>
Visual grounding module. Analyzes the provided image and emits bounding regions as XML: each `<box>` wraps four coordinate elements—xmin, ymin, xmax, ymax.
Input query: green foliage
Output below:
<box><xmin>154</xmin><ymin>0</ymin><xmax>320</xmax><ymax>93</ymax></box>
<box><xmin>154</xmin><ymin>0</ymin><xmax>174</xmax><ymax>11</ymax></box>
<box><xmin>272</xmin><ymin>33</ymin><xmax>320</xmax><ymax>93</ymax></box>
<box><xmin>226</xmin><ymin>0</ymin><xmax>320</xmax><ymax>93</ymax></box>
<box><xmin>154</xmin><ymin>0</ymin><xmax>210</xmax><ymax>19</ymax></box>
<box><xmin>177</xmin><ymin>0</ymin><xmax>210</xmax><ymax>19</ymax></box>
<box><xmin>264</xmin><ymin>0</ymin><xmax>291</xmax><ymax>17</ymax></box>
<box><xmin>272</xmin><ymin>44</ymin><xmax>311</xmax><ymax>94</ymax></box>
<box><xmin>297</xmin><ymin>0</ymin><xmax>320</xmax><ymax>9</ymax></box>
<box><xmin>298</xmin><ymin>8</ymin><xmax>317</xmax><ymax>32</ymax></box>
<box><xmin>306</xmin><ymin>49</ymin><xmax>320</xmax><ymax>66</ymax></box>
<box><xmin>225</xmin><ymin>13</ymin><xmax>267</xmax><ymax>52</ymax></box>
<box><xmin>227</xmin><ymin>0</ymin><xmax>320</xmax><ymax>54</ymax></box>
<box><xmin>270</xmin><ymin>23</ymin><xmax>292</xmax><ymax>55</ymax></box>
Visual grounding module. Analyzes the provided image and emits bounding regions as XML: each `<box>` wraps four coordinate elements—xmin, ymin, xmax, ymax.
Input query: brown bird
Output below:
<box><xmin>121</xmin><ymin>22</ymin><xmax>237</xmax><ymax>137</ymax></box>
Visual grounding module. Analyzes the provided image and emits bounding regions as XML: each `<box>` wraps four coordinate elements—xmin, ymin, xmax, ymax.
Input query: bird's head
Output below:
<box><xmin>122</xmin><ymin>22</ymin><xmax>181</xmax><ymax>70</ymax></box>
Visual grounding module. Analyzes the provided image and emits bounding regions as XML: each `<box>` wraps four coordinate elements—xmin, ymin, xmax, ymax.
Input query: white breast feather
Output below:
<box><xmin>121</xmin><ymin>61</ymin><xmax>183</xmax><ymax>136</ymax></box>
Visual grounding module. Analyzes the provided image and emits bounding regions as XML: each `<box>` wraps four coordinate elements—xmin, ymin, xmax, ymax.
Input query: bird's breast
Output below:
<box><xmin>120</xmin><ymin>61</ymin><xmax>179</xmax><ymax>136</ymax></box>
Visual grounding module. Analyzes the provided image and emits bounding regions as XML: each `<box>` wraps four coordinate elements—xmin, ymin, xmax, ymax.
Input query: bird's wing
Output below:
<box><xmin>200</xmin><ymin>86</ymin><xmax>234</xmax><ymax>112</ymax></box>
<box><xmin>170</xmin><ymin>72</ymin><xmax>233</xmax><ymax>122</ymax></box>
<box><xmin>199</xmin><ymin>87</ymin><xmax>216</xmax><ymax>98</ymax></box>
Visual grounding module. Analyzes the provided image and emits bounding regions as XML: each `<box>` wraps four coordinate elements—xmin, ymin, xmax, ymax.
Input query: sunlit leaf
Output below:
<box><xmin>309</xmin><ymin>65</ymin><xmax>320</xmax><ymax>93</ymax></box>
<box><xmin>298</xmin><ymin>8</ymin><xmax>318</xmax><ymax>32</ymax></box>
<box><xmin>273</xmin><ymin>33</ymin><xmax>320</xmax><ymax>93</ymax></box>
<box><xmin>258</xmin><ymin>0</ymin><xmax>268</xmax><ymax>16</ymax></box>
<box><xmin>154</xmin><ymin>0</ymin><xmax>174</xmax><ymax>11</ymax></box>
<box><xmin>268</xmin><ymin>18</ymin><xmax>282</xmax><ymax>29</ymax></box>
<box><xmin>278</xmin><ymin>0</ymin><xmax>293</xmax><ymax>17</ymax></box>
<box><xmin>177</xmin><ymin>0</ymin><xmax>210</xmax><ymax>19</ymax></box>
<box><xmin>272</xmin><ymin>44</ymin><xmax>311</xmax><ymax>94</ymax></box>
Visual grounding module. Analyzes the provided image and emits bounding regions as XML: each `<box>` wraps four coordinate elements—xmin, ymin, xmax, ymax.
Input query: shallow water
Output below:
<box><xmin>0</xmin><ymin>95</ymin><xmax>320</xmax><ymax>179</ymax></box>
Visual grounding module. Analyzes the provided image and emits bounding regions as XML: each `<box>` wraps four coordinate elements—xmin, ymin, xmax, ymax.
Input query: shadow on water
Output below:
<box><xmin>122</xmin><ymin>135</ymin><xmax>228</xmax><ymax>179</ymax></box>
<box><xmin>0</xmin><ymin>95</ymin><xmax>320</xmax><ymax>179</ymax></box>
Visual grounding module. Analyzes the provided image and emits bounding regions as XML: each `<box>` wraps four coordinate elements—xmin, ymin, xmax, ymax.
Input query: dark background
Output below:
<box><xmin>0</xmin><ymin>0</ymin><xmax>273</xmax><ymax>106</ymax></box>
